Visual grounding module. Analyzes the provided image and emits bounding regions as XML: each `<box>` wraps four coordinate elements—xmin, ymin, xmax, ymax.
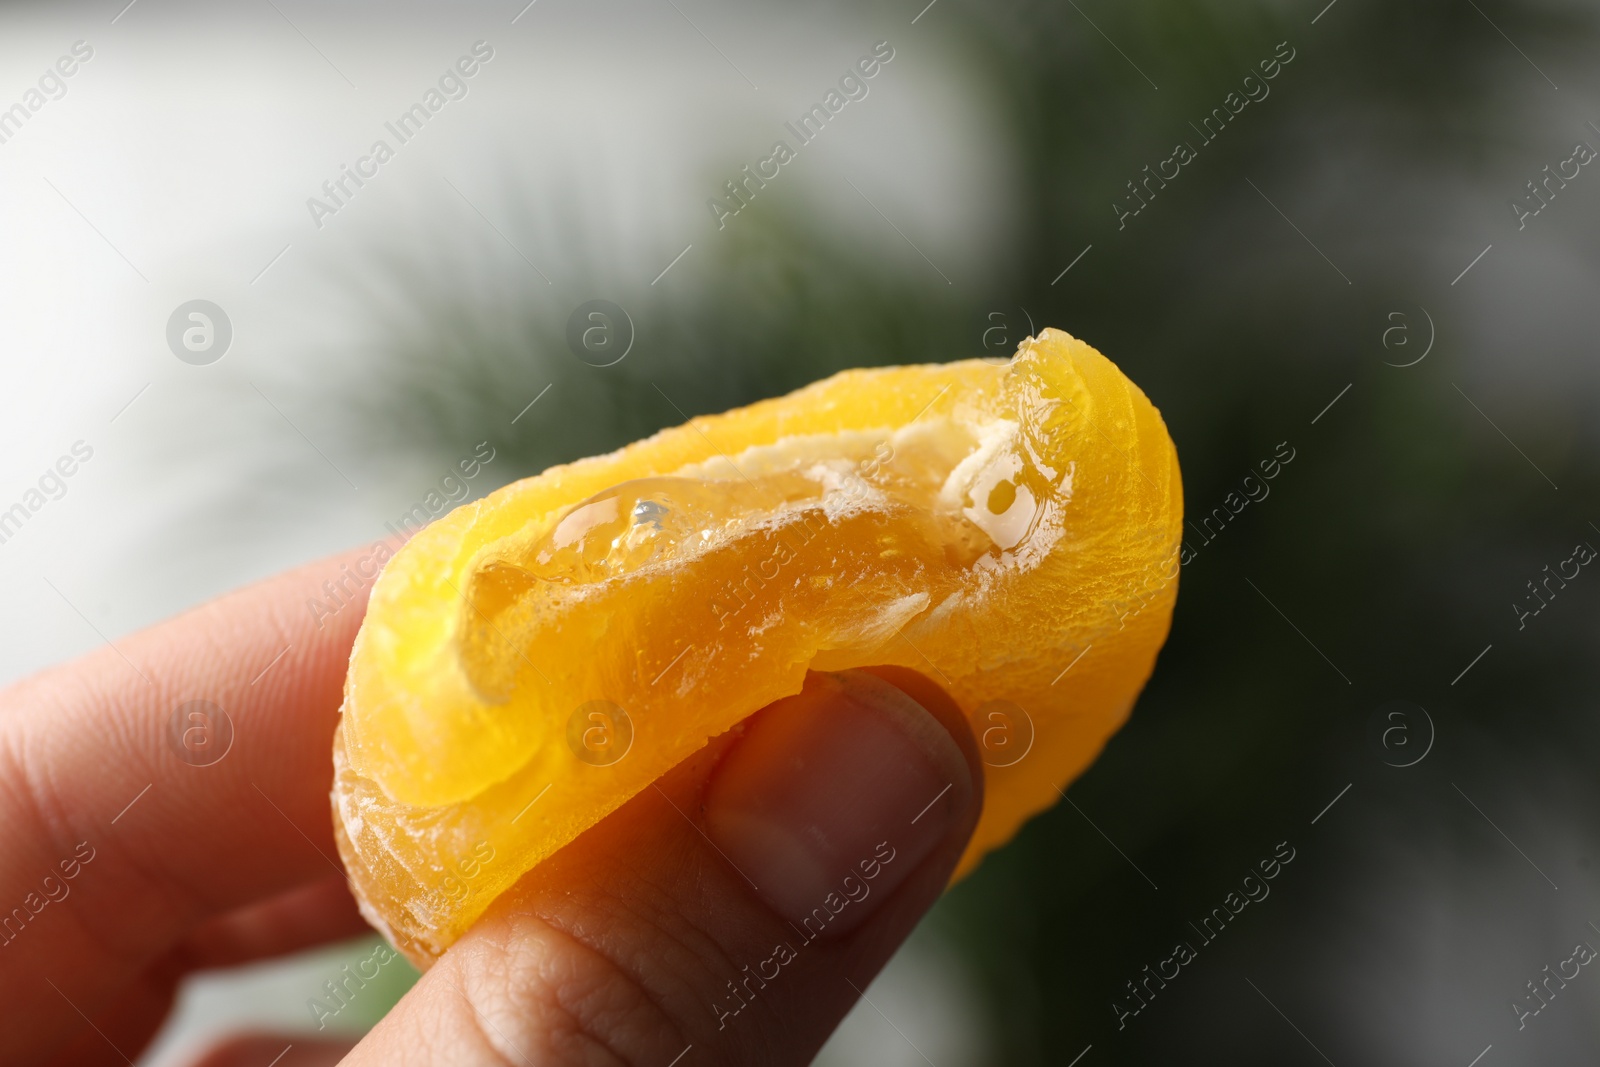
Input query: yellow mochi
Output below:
<box><xmin>332</xmin><ymin>328</ymin><xmax>1183</xmax><ymax>965</ymax></box>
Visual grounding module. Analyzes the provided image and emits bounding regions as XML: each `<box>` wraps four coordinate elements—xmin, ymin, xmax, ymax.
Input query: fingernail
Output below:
<box><xmin>703</xmin><ymin>670</ymin><xmax>975</xmax><ymax>938</ymax></box>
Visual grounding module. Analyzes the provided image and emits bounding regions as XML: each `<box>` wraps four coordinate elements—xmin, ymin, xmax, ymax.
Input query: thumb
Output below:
<box><xmin>344</xmin><ymin>667</ymin><xmax>982</xmax><ymax>1066</ymax></box>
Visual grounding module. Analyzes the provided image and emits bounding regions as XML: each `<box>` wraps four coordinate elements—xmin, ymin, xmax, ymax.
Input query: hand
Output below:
<box><xmin>0</xmin><ymin>545</ymin><xmax>982</xmax><ymax>1066</ymax></box>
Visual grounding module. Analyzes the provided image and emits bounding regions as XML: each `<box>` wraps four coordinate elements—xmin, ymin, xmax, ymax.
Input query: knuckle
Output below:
<box><xmin>0</xmin><ymin>718</ymin><xmax>193</xmax><ymax>968</ymax></box>
<box><xmin>441</xmin><ymin>893</ymin><xmax>728</xmax><ymax>1067</ymax></box>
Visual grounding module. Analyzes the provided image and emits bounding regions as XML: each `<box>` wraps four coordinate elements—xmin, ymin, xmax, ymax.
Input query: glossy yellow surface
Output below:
<box><xmin>332</xmin><ymin>328</ymin><xmax>1183</xmax><ymax>965</ymax></box>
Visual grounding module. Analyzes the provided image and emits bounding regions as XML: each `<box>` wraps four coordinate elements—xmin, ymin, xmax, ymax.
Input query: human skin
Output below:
<box><xmin>0</xmin><ymin>546</ymin><xmax>981</xmax><ymax>1066</ymax></box>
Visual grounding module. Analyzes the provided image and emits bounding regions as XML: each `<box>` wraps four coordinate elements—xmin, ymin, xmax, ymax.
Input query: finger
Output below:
<box><xmin>35</xmin><ymin>879</ymin><xmax>371</xmax><ymax>1067</ymax></box>
<box><xmin>0</xmin><ymin>538</ymin><xmax>398</xmax><ymax>1065</ymax></box>
<box><xmin>172</xmin><ymin>874</ymin><xmax>371</xmax><ymax>971</ymax></box>
<box><xmin>344</xmin><ymin>668</ymin><xmax>982</xmax><ymax>1066</ymax></box>
<box><xmin>39</xmin><ymin>949</ymin><xmax>186</xmax><ymax>1067</ymax></box>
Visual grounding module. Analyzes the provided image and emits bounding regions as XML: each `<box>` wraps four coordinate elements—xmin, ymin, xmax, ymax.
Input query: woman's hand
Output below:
<box><xmin>0</xmin><ymin>546</ymin><xmax>980</xmax><ymax>1066</ymax></box>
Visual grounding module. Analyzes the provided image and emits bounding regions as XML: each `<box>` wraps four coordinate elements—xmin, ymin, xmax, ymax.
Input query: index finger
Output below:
<box><xmin>0</xmin><ymin>538</ymin><xmax>397</xmax><ymax>1065</ymax></box>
